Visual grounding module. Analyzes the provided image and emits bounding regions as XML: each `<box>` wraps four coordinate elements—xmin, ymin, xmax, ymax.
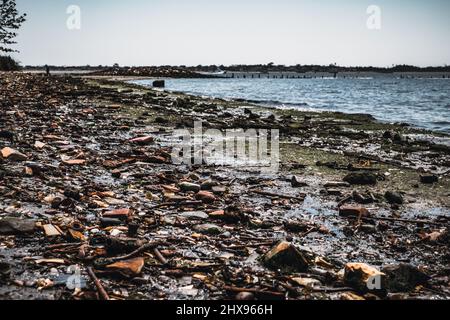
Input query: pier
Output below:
<box><xmin>215</xmin><ymin>71</ymin><xmax>450</xmax><ymax>79</ymax></box>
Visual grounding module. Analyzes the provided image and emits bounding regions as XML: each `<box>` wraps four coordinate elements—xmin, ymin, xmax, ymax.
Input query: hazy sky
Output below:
<box><xmin>10</xmin><ymin>0</ymin><xmax>450</xmax><ymax>67</ymax></box>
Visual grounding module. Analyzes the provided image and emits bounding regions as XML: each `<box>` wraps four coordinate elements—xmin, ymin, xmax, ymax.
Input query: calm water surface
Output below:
<box><xmin>133</xmin><ymin>78</ymin><xmax>450</xmax><ymax>133</ymax></box>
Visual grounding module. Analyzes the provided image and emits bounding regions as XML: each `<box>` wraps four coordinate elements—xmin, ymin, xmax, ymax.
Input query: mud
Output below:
<box><xmin>0</xmin><ymin>73</ymin><xmax>448</xmax><ymax>300</ymax></box>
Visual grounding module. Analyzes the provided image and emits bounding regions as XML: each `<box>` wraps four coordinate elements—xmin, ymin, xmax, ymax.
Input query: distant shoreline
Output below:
<box><xmin>203</xmin><ymin>71</ymin><xmax>450</xmax><ymax>79</ymax></box>
<box><xmin>19</xmin><ymin>64</ymin><xmax>450</xmax><ymax>79</ymax></box>
<box><xmin>21</xmin><ymin>68</ymin><xmax>450</xmax><ymax>79</ymax></box>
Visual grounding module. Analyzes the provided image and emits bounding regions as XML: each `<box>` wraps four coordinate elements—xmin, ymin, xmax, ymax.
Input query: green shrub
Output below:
<box><xmin>0</xmin><ymin>56</ymin><xmax>21</xmax><ymax>71</ymax></box>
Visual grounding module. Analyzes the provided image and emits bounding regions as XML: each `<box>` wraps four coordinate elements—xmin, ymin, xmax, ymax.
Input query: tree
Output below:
<box><xmin>0</xmin><ymin>0</ymin><xmax>26</xmax><ymax>53</ymax></box>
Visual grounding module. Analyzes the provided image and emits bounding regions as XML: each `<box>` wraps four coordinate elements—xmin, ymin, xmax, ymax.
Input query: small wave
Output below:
<box><xmin>432</xmin><ymin>121</ymin><xmax>450</xmax><ymax>125</ymax></box>
<box><xmin>131</xmin><ymin>78</ymin><xmax>450</xmax><ymax>134</ymax></box>
<box><xmin>234</xmin><ymin>98</ymin><xmax>309</xmax><ymax>108</ymax></box>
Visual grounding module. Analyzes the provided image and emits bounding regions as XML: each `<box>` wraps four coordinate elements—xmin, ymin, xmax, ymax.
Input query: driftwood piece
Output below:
<box><xmin>86</xmin><ymin>267</ymin><xmax>110</xmax><ymax>300</ymax></box>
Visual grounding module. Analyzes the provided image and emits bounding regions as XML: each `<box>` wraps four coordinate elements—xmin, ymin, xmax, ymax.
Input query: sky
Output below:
<box><xmin>9</xmin><ymin>0</ymin><xmax>450</xmax><ymax>67</ymax></box>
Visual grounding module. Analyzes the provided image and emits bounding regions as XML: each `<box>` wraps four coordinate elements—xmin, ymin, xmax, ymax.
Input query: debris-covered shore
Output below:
<box><xmin>0</xmin><ymin>73</ymin><xmax>449</xmax><ymax>300</ymax></box>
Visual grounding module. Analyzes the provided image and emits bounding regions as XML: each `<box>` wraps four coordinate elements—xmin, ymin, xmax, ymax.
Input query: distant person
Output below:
<box><xmin>45</xmin><ymin>65</ymin><xmax>50</xmax><ymax>76</ymax></box>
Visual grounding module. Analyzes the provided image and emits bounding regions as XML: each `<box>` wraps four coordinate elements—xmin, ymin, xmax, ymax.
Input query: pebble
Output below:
<box><xmin>339</xmin><ymin>206</ymin><xmax>370</xmax><ymax>218</ymax></box>
<box><xmin>1</xmin><ymin>147</ymin><xmax>28</xmax><ymax>161</ymax></box>
<box><xmin>385</xmin><ymin>191</ymin><xmax>404</xmax><ymax>205</ymax></box>
<box><xmin>179</xmin><ymin>182</ymin><xmax>201</xmax><ymax>193</ymax></box>
<box><xmin>343</xmin><ymin>172</ymin><xmax>377</xmax><ymax>185</ymax></box>
<box><xmin>179</xmin><ymin>211</ymin><xmax>209</xmax><ymax>220</ymax></box>
<box><xmin>195</xmin><ymin>191</ymin><xmax>216</xmax><ymax>204</ymax></box>
<box><xmin>0</xmin><ymin>217</ymin><xmax>36</xmax><ymax>235</ymax></box>
<box><xmin>263</xmin><ymin>241</ymin><xmax>309</xmax><ymax>273</ymax></box>
<box><xmin>344</xmin><ymin>263</ymin><xmax>385</xmax><ymax>292</ymax></box>
<box><xmin>420</xmin><ymin>175</ymin><xmax>438</xmax><ymax>184</ymax></box>
<box><xmin>193</xmin><ymin>224</ymin><xmax>223</xmax><ymax>235</ymax></box>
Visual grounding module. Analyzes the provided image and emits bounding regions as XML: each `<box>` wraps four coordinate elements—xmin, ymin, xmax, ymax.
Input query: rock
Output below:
<box><xmin>438</xmin><ymin>229</ymin><xmax>449</xmax><ymax>244</ymax></box>
<box><xmin>327</xmin><ymin>189</ymin><xmax>343</xmax><ymax>196</ymax></box>
<box><xmin>24</xmin><ymin>162</ymin><xmax>46</xmax><ymax>176</ymax></box>
<box><xmin>316</xmin><ymin>161</ymin><xmax>338</xmax><ymax>169</ymax></box>
<box><xmin>195</xmin><ymin>191</ymin><xmax>216</xmax><ymax>204</ymax></box>
<box><xmin>211</xmin><ymin>186</ymin><xmax>226</xmax><ymax>194</ymax></box>
<box><xmin>385</xmin><ymin>191</ymin><xmax>404</xmax><ymax>205</ymax></box>
<box><xmin>263</xmin><ymin>241</ymin><xmax>309</xmax><ymax>273</ymax></box>
<box><xmin>106</xmin><ymin>257</ymin><xmax>145</xmax><ymax>277</ymax></box>
<box><xmin>100</xmin><ymin>218</ymin><xmax>123</xmax><ymax>228</ymax></box>
<box><xmin>147</xmin><ymin>155</ymin><xmax>166</xmax><ymax>164</ymax></box>
<box><xmin>68</xmin><ymin>228</ymin><xmax>86</xmax><ymax>242</ymax></box>
<box><xmin>34</xmin><ymin>141</ymin><xmax>46</xmax><ymax>150</ymax></box>
<box><xmin>162</xmin><ymin>185</ymin><xmax>180</xmax><ymax>193</ymax></box>
<box><xmin>360</xmin><ymin>224</ymin><xmax>377</xmax><ymax>234</ymax></box>
<box><xmin>42</xmin><ymin>224</ymin><xmax>63</xmax><ymax>237</ymax></box>
<box><xmin>340</xmin><ymin>292</ymin><xmax>366</xmax><ymax>300</ymax></box>
<box><xmin>23</xmin><ymin>166</ymin><xmax>33</xmax><ymax>176</ymax></box>
<box><xmin>103</xmin><ymin>208</ymin><xmax>133</xmax><ymax>220</ymax></box>
<box><xmin>200</xmin><ymin>180</ymin><xmax>218</xmax><ymax>190</ymax></box>
<box><xmin>179</xmin><ymin>211</ymin><xmax>209</xmax><ymax>220</ymax></box>
<box><xmin>291</xmin><ymin>176</ymin><xmax>308</xmax><ymax>188</ymax></box>
<box><xmin>393</xmin><ymin>133</ymin><xmax>403</xmax><ymax>142</ymax></box>
<box><xmin>382</xmin><ymin>264</ymin><xmax>430</xmax><ymax>292</ymax></box>
<box><xmin>0</xmin><ymin>261</ymin><xmax>12</xmax><ymax>279</ymax></box>
<box><xmin>105</xmin><ymin>197</ymin><xmax>126</xmax><ymax>205</ymax></box>
<box><xmin>103</xmin><ymin>158</ymin><xmax>134</xmax><ymax>169</ymax></box>
<box><xmin>421</xmin><ymin>229</ymin><xmax>449</xmax><ymax>244</ymax></box>
<box><xmin>111</xmin><ymin>169</ymin><xmax>121</xmax><ymax>178</ymax></box>
<box><xmin>193</xmin><ymin>223</ymin><xmax>223</xmax><ymax>235</ymax></box>
<box><xmin>420</xmin><ymin>175</ymin><xmax>438</xmax><ymax>184</ymax></box>
<box><xmin>62</xmin><ymin>159</ymin><xmax>86</xmax><ymax>166</ymax></box>
<box><xmin>291</xmin><ymin>277</ymin><xmax>321</xmax><ymax>288</ymax></box>
<box><xmin>386</xmin><ymin>293</ymin><xmax>409</xmax><ymax>300</ymax></box>
<box><xmin>344</xmin><ymin>263</ymin><xmax>385</xmax><ymax>292</ymax></box>
<box><xmin>222</xmin><ymin>231</ymin><xmax>232</xmax><ymax>238</ymax></box>
<box><xmin>324</xmin><ymin>181</ymin><xmax>351</xmax><ymax>188</ymax></box>
<box><xmin>377</xmin><ymin>221</ymin><xmax>389</xmax><ymax>232</ymax></box>
<box><xmin>103</xmin><ymin>237</ymin><xmax>147</xmax><ymax>255</ymax></box>
<box><xmin>1</xmin><ymin>147</ymin><xmax>27</xmax><ymax>161</ymax></box>
<box><xmin>0</xmin><ymin>217</ymin><xmax>36</xmax><ymax>235</ymax></box>
<box><xmin>35</xmin><ymin>258</ymin><xmax>66</xmax><ymax>265</ymax></box>
<box><xmin>0</xmin><ymin>130</ymin><xmax>14</xmax><ymax>141</ymax></box>
<box><xmin>314</xmin><ymin>257</ymin><xmax>334</xmax><ymax>269</ymax></box>
<box><xmin>352</xmin><ymin>191</ymin><xmax>374</xmax><ymax>204</ymax></box>
<box><xmin>339</xmin><ymin>206</ymin><xmax>370</xmax><ymax>218</ymax></box>
<box><xmin>343</xmin><ymin>172</ymin><xmax>377</xmax><ymax>185</ymax></box>
<box><xmin>153</xmin><ymin>80</ymin><xmax>165</xmax><ymax>88</ymax></box>
<box><xmin>179</xmin><ymin>182</ymin><xmax>201</xmax><ymax>193</ymax></box>
<box><xmin>209</xmin><ymin>208</ymin><xmax>244</xmax><ymax>224</ymax></box>
<box><xmin>127</xmin><ymin>223</ymin><xmax>139</xmax><ymax>237</ymax></box>
<box><xmin>64</xmin><ymin>187</ymin><xmax>81</xmax><ymax>201</ymax></box>
<box><xmin>383</xmin><ymin>130</ymin><xmax>394</xmax><ymax>140</ymax></box>
<box><xmin>208</xmin><ymin>210</ymin><xmax>225</xmax><ymax>219</ymax></box>
<box><xmin>235</xmin><ymin>292</ymin><xmax>255</xmax><ymax>300</ymax></box>
<box><xmin>284</xmin><ymin>221</ymin><xmax>310</xmax><ymax>233</ymax></box>
<box><xmin>343</xmin><ymin>226</ymin><xmax>355</xmax><ymax>237</ymax></box>
<box><xmin>209</xmin><ymin>209</ymin><xmax>237</xmax><ymax>223</ymax></box>
<box><xmin>50</xmin><ymin>196</ymin><xmax>63</xmax><ymax>209</ymax></box>
<box><xmin>129</xmin><ymin>136</ymin><xmax>154</xmax><ymax>145</ymax></box>
<box><xmin>154</xmin><ymin>116</ymin><xmax>168</xmax><ymax>124</ymax></box>
<box><xmin>165</xmin><ymin>194</ymin><xmax>189</xmax><ymax>202</ymax></box>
